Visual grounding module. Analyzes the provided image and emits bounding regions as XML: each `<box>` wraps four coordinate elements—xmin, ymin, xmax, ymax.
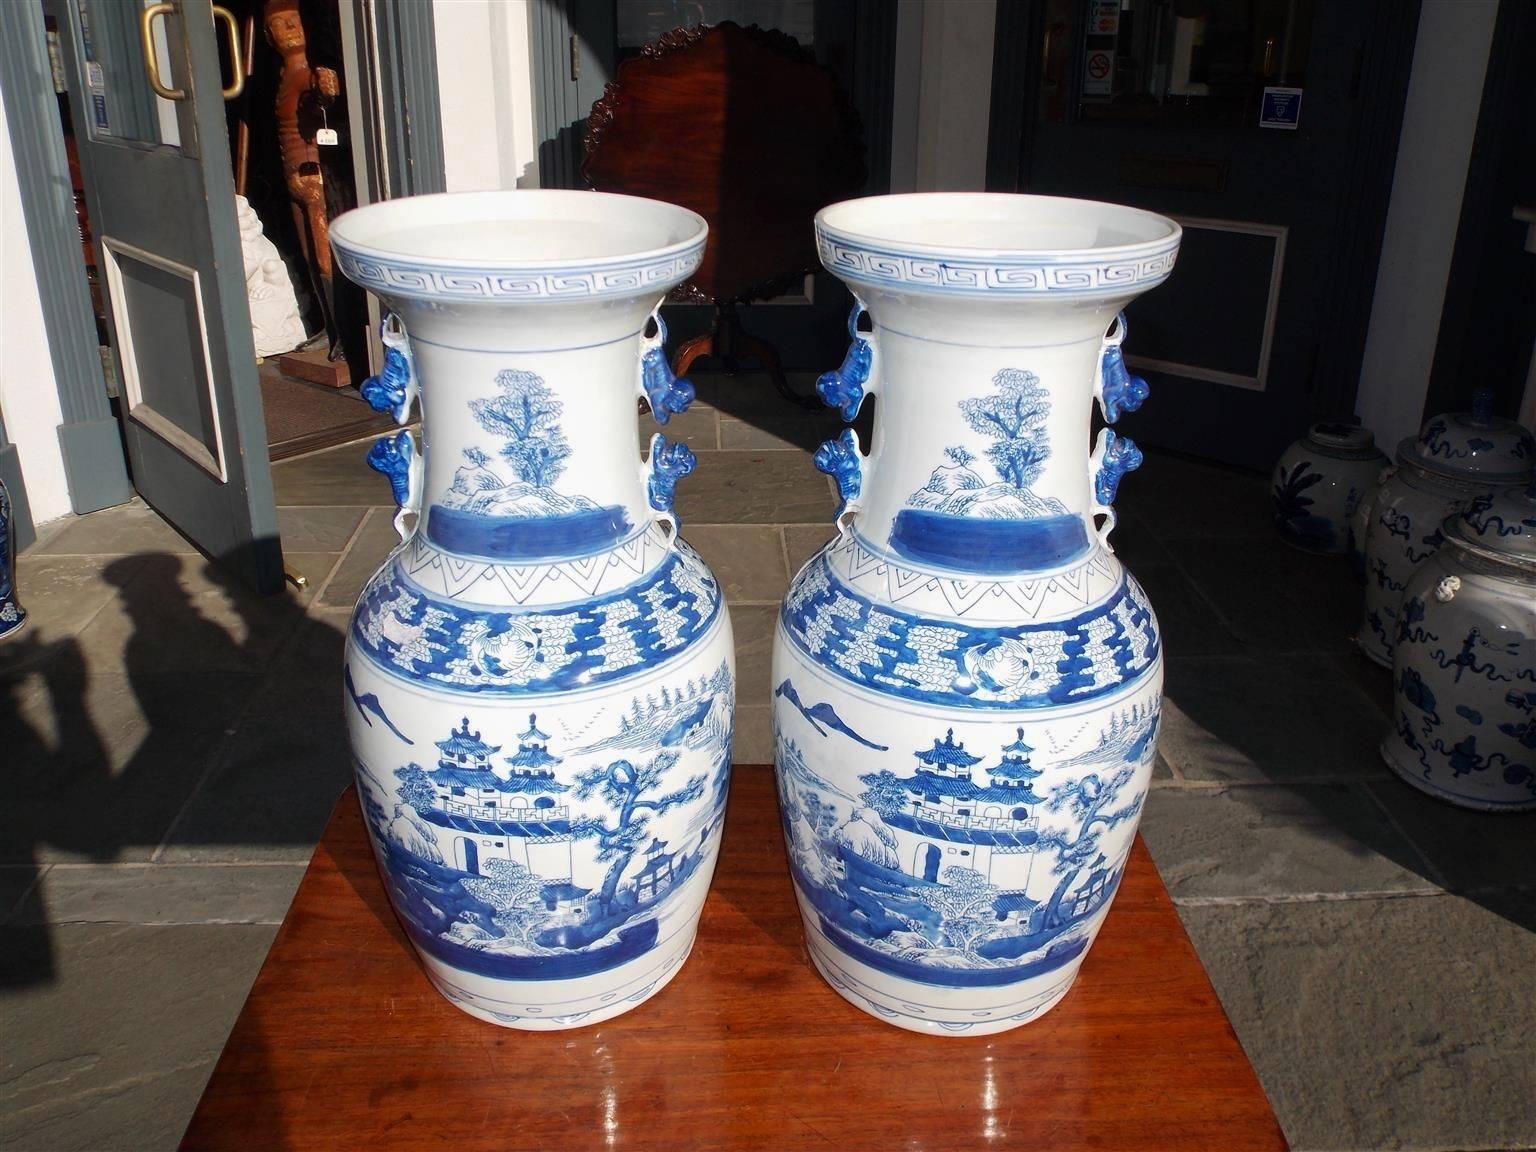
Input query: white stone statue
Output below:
<box><xmin>236</xmin><ymin>194</ymin><xmax>307</xmax><ymax>357</ymax></box>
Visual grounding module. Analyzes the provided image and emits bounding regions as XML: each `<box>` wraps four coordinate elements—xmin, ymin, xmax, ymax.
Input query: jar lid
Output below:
<box><xmin>1398</xmin><ymin>389</ymin><xmax>1535</xmax><ymax>483</ymax></box>
<box><xmin>1302</xmin><ymin>421</ymin><xmax>1384</xmax><ymax>459</ymax></box>
<box><xmin>1447</xmin><ymin>481</ymin><xmax>1536</xmax><ymax>565</ymax></box>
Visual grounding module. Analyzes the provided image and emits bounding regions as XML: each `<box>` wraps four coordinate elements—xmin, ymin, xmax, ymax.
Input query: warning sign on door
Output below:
<box><xmin>1083</xmin><ymin>50</ymin><xmax>1114</xmax><ymax>97</ymax></box>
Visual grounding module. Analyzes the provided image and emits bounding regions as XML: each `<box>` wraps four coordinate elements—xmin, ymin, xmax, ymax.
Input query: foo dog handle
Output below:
<box><xmin>360</xmin><ymin>314</ymin><xmax>419</xmax><ymax>425</ymax></box>
<box><xmin>1089</xmin><ymin>428</ymin><xmax>1143</xmax><ymax>551</ymax></box>
<box><xmin>814</xmin><ymin>302</ymin><xmax>879</xmax><ymax>534</ymax></box>
<box><xmin>1096</xmin><ymin>312</ymin><xmax>1149</xmax><ymax>425</ymax></box>
<box><xmin>643</xmin><ymin>434</ymin><xmax>697</xmax><ymax>543</ymax></box>
<box><xmin>816</xmin><ymin>302</ymin><xmax>877</xmax><ymax>421</ymax></box>
<box><xmin>639</xmin><ymin>310</ymin><xmax>696</xmax><ymax>425</ymax></box>
<box><xmin>367</xmin><ymin>430</ymin><xmax>423</xmax><ymax>542</ymax></box>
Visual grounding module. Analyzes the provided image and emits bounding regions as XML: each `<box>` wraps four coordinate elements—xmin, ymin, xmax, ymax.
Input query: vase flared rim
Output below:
<box><xmin>815</xmin><ymin>193</ymin><xmax>1181</xmax><ymax>297</ymax></box>
<box><xmin>329</xmin><ymin>190</ymin><xmax>708</xmax><ymax>304</ymax></box>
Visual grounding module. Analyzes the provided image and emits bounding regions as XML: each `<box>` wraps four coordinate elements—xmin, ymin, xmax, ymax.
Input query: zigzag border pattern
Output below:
<box><xmin>826</xmin><ymin>535</ymin><xmax>1119</xmax><ymax>622</ymax></box>
<box><xmin>400</xmin><ymin>531</ymin><xmax>670</xmax><ymax>606</ymax></box>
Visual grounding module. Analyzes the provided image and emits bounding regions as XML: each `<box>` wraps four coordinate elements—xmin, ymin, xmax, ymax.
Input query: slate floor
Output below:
<box><xmin>2</xmin><ymin>375</ymin><xmax>1533</xmax><ymax>1151</ymax></box>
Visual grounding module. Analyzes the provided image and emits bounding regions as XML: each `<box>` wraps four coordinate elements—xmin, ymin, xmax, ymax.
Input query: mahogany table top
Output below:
<box><xmin>179</xmin><ymin>768</ymin><xmax>1286</xmax><ymax>1151</ymax></box>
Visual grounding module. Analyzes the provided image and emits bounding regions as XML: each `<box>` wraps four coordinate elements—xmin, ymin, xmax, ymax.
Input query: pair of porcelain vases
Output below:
<box><xmin>332</xmin><ymin>191</ymin><xmax>1180</xmax><ymax>1035</ymax></box>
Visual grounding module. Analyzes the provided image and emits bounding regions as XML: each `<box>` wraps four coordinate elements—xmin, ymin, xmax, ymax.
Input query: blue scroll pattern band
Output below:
<box><xmin>781</xmin><ymin>556</ymin><xmax>1158</xmax><ymax>710</ymax></box>
<box><xmin>352</xmin><ymin>546</ymin><xmax>723</xmax><ymax>695</ymax></box>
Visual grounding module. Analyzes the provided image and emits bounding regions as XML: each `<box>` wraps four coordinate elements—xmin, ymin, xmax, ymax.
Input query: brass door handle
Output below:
<box><xmin>212</xmin><ymin>6</ymin><xmax>244</xmax><ymax>99</ymax></box>
<box><xmin>140</xmin><ymin>3</ymin><xmax>184</xmax><ymax>101</ymax></box>
<box><xmin>139</xmin><ymin>4</ymin><xmax>246</xmax><ymax>102</ymax></box>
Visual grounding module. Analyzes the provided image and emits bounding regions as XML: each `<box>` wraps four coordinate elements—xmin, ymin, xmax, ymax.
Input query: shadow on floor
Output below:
<box><xmin>1117</xmin><ymin>451</ymin><xmax>1536</xmax><ymax>936</ymax></box>
<box><xmin>0</xmin><ymin>549</ymin><xmax>353</xmax><ymax>991</ymax></box>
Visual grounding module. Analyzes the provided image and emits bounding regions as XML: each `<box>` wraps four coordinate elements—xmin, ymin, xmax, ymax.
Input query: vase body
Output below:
<box><xmin>1382</xmin><ymin>485</ymin><xmax>1536</xmax><ymax>810</ymax></box>
<box><xmin>1271</xmin><ymin>422</ymin><xmax>1388</xmax><ymax>555</ymax></box>
<box><xmin>773</xmin><ymin>194</ymin><xmax>1180</xmax><ymax>1035</ymax></box>
<box><xmin>0</xmin><ymin>477</ymin><xmax>24</xmax><ymax>640</ymax></box>
<box><xmin>331</xmin><ymin>192</ymin><xmax>735</xmax><ymax>1029</ymax></box>
<box><xmin>1357</xmin><ymin>397</ymin><xmax>1534</xmax><ymax>666</ymax></box>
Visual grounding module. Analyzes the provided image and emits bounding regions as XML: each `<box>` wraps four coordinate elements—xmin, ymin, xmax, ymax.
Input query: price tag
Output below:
<box><xmin>316</xmin><ymin>127</ymin><xmax>338</xmax><ymax>146</ymax></box>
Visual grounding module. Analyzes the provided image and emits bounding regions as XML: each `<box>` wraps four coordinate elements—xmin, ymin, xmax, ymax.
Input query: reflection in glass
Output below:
<box><xmin>1040</xmin><ymin>0</ymin><xmax>1315</xmax><ymax>129</ymax></box>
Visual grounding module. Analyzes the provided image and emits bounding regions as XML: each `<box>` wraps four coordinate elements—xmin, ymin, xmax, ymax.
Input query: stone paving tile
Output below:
<box><xmin>316</xmin><ymin>509</ymin><xmax>401</xmax><ymax>609</ymax></box>
<box><xmin>243</xmin><ymin>609</ymin><xmax>349</xmax><ymax>721</ymax></box>
<box><xmin>12</xmin><ymin>863</ymin><xmax>305</xmax><ymax>926</ymax></box>
<box><xmin>2</xmin><ymin>668</ymin><xmax>257</xmax><ymax>865</ymax></box>
<box><xmin>1117</xmin><ymin>452</ymin><xmax>1272</xmax><ymax>541</ymax></box>
<box><xmin>717</xmin><ymin>408</ymin><xmax>844</xmax><ymax>453</ymax></box>
<box><xmin>638</xmin><ymin>403</ymin><xmax>718</xmax><ymax>451</ymax></box>
<box><xmin>1325</xmin><ymin>650</ymin><xmax>1395</xmax><ymax>720</ymax></box>
<box><xmin>673</xmin><ymin>451</ymin><xmax>835</xmax><ymax>525</ymax></box>
<box><xmin>1176</xmin><ymin>535</ymin><xmax>1359</xmax><ymax>654</ymax></box>
<box><xmin>1179</xmin><ymin>893</ymin><xmax>1536</xmax><ymax>1152</ymax></box>
<box><xmin>782</xmin><ymin>525</ymin><xmax>835</xmax><ymax>576</ymax></box>
<box><xmin>275</xmin><ymin>505</ymin><xmax>367</xmax><ymax>552</ymax></box>
<box><xmin>33</xmin><ymin>500</ymin><xmax>196</xmax><ymax>555</ymax></box>
<box><xmin>270</xmin><ymin>438</ymin><xmax>396</xmax><ymax>506</ymax></box>
<box><xmin>0</xmin><ymin>555</ymin><xmax>149</xmax><ymax>672</ymax></box>
<box><xmin>1365</xmin><ymin>776</ymin><xmax>1536</xmax><ymax>893</ymax></box>
<box><xmin>1160</xmin><ymin>655</ymin><xmax>1390</xmax><ymax>784</ymax></box>
<box><xmin>69</xmin><ymin>554</ymin><xmax>312</xmax><ymax>677</ymax></box>
<box><xmin>731</xmin><ymin>605</ymin><xmax>779</xmax><ymax>713</ymax></box>
<box><xmin>1130</xmin><ymin>562</ymin><xmax>1242</xmax><ymax>658</ymax></box>
<box><xmin>282</xmin><ymin>551</ymin><xmax>342</xmax><ymax>595</ymax></box>
<box><xmin>733</xmin><ymin>704</ymin><xmax>772</xmax><ymax>765</ymax></box>
<box><xmin>156</xmin><ymin>698</ymin><xmax>354</xmax><ymax>864</ymax></box>
<box><xmin>0</xmin><ymin>922</ymin><xmax>276</xmax><ymax>1152</ymax></box>
<box><xmin>1141</xmin><ymin>784</ymin><xmax>1436</xmax><ymax>901</ymax></box>
<box><xmin>685</xmin><ymin>525</ymin><xmax>789</xmax><ymax>604</ymax></box>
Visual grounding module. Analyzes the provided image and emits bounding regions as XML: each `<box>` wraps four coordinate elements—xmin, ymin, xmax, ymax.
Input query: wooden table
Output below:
<box><xmin>181</xmin><ymin>769</ymin><xmax>1286</xmax><ymax>1151</ymax></box>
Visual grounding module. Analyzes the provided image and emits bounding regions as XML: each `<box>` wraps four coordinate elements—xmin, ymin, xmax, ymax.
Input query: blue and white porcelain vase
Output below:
<box><xmin>0</xmin><ymin>477</ymin><xmax>24</xmax><ymax>640</ymax></box>
<box><xmin>1271</xmin><ymin>422</ymin><xmax>1388</xmax><ymax>555</ymax></box>
<box><xmin>330</xmin><ymin>191</ymin><xmax>735</xmax><ymax>1030</ymax></box>
<box><xmin>1382</xmin><ymin>482</ymin><xmax>1536</xmax><ymax>810</ymax></box>
<box><xmin>1357</xmin><ymin>391</ymin><xmax>1534</xmax><ymax>666</ymax></box>
<box><xmin>772</xmin><ymin>194</ymin><xmax>1180</xmax><ymax>1035</ymax></box>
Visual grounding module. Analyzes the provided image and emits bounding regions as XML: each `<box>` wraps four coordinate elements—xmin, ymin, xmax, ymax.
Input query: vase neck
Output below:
<box><xmin>399</xmin><ymin>300</ymin><xmax>660</xmax><ymax>573</ymax></box>
<box><xmin>854</xmin><ymin>297</ymin><xmax>1119</xmax><ymax>577</ymax></box>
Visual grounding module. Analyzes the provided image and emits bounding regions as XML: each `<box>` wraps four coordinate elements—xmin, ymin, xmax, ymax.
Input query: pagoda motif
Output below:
<box><xmin>988</xmin><ymin>728</ymin><xmax>1043</xmax><ymax>788</ymax></box>
<box><xmin>421</xmin><ymin>715</ymin><xmax>574</xmax><ymax>880</ymax></box>
<box><xmin>504</xmin><ymin>713</ymin><xmax>566</xmax><ymax>786</ymax></box>
<box><xmin>862</xmin><ymin>728</ymin><xmax>1048</xmax><ymax>892</ymax></box>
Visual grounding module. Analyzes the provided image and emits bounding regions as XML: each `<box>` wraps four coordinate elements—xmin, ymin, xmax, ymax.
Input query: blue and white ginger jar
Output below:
<box><xmin>0</xmin><ymin>477</ymin><xmax>23</xmax><ymax>640</ymax></box>
<box><xmin>1271</xmin><ymin>422</ymin><xmax>1388</xmax><ymax>555</ymax></box>
<box><xmin>772</xmin><ymin>193</ymin><xmax>1180</xmax><ymax>1035</ymax></box>
<box><xmin>1357</xmin><ymin>391</ymin><xmax>1534</xmax><ymax>666</ymax></box>
<box><xmin>330</xmin><ymin>191</ymin><xmax>735</xmax><ymax>1029</ymax></box>
<box><xmin>1383</xmin><ymin>481</ymin><xmax>1536</xmax><ymax>810</ymax></box>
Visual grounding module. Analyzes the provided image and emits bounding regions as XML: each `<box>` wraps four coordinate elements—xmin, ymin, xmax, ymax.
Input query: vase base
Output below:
<box><xmin>1355</xmin><ymin>631</ymin><xmax>1393</xmax><ymax>668</ymax></box>
<box><xmin>1380</xmin><ymin>738</ymin><xmax>1536</xmax><ymax>812</ymax></box>
<box><xmin>418</xmin><ymin>928</ymin><xmax>700</xmax><ymax>1030</ymax></box>
<box><xmin>801</xmin><ymin>915</ymin><xmax>1081</xmax><ymax>1037</ymax></box>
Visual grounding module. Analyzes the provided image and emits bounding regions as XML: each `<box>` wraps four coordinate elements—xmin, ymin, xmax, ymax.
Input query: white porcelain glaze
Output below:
<box><xmin>331</xmin><ymin>191</ymin><xmax>735</xmax><ymax>1029</ymax></box>
<box><xmin>1382</xmin><ymin>484</ymin><xmax>1536</xmax><ymax>810</ymax></box>
<box><xmin>774</xmin><ymin>194</ymin><xmax>1178</xmax><ymax>1035</ymax></box>
<box><xmin>1358</xmin><ymin>395</ymin><xmax>1534</xmax><ymax>666</ymax></box>
<box><xmin>1271</xmin><ymin>422</ymin><xmax>1388</xmax><ymax>555</ymax></box>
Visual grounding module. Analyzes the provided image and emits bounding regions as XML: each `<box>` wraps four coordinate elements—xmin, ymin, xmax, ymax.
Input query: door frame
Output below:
<box><xmin>0</xmin><ymin>3</ymin><xmax>134</xmax><ymax>547</ymax></box>
<box><xmin>985</xmin><ymin>0</ymin><xmax>1422</xmax><ymax>437</ymax></box>
<box><xmin>0</xmin><ymin>1</ymin><xmax>441</xmax><ymax>552</ymax></box>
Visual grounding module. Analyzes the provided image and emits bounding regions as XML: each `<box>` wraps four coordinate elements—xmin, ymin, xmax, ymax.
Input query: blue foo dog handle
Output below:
<box><xmin>639</xmin><ymin>308</ymin><xmax>698</xmax><ymax>542</ymax></box>
<box><xmin>360</xmin><ymin>314</ymin><xmax>419</xmax><ymax>425</ymax></box>
<box><xmin>1090</xmin><ymin>313</ymin><xmax>1148</xmax><ymax>549</ymax></box>
<box><xmin>813</xmin><ymin>302</ymin><xmax>879</xmax><ymax>535</ymax></box>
